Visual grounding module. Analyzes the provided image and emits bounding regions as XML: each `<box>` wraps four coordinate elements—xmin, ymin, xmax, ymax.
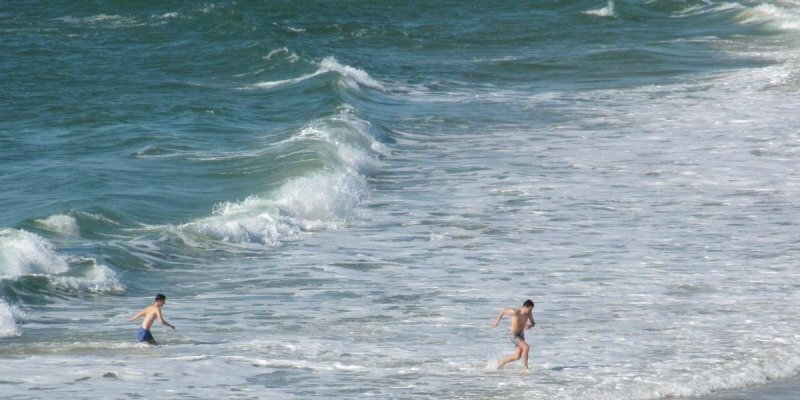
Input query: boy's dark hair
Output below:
<box><xmin>155</xmin><ymin>294</ymin><xmax>166</xmax><ymax>302</ymax></box>
<box><xmin>523</xmin><ymin>299</ymin><xmax>534</xmax><ymax>308</ymax></box>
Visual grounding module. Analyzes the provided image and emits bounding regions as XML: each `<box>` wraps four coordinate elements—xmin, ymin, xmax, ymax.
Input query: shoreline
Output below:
<box><xmin>690</xmin><ymin>375</ymin><xmax>800</xmax><ymax>400</ymax></box>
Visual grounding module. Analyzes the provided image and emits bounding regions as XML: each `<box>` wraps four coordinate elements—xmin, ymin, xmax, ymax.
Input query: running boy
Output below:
<box><xmin>491</xmin><ymin>299</ymin><xmax>535</xmax><ymax>370</ymax></box>
<box><xmin>129</xmin><ymin>293</ymin><xmax>175</xmax><ymax>345</ymax></box>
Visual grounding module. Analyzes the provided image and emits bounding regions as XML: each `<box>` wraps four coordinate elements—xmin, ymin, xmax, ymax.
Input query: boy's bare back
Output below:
<box><xmin>128</xmin><ymin>295</ymin><xmax>174</xmax><ymax>332</ymax></box>
<box><xmin>507</xmin><ymin>308</ymin><xmax>533</xmax><ymax>333</ymax></box>
<box><xmin>136</xmin><ymin>304</ymin><xmax>162</xmax><ymax>330</ymax></box>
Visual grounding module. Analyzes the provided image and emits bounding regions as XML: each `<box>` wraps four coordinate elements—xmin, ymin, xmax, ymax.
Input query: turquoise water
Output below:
<box><xmin>2</xmin><ymin>1</ymin><xmax>800</xmax><ymax>398</ymax></box>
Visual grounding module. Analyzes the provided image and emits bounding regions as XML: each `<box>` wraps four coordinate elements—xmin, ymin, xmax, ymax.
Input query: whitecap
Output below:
<box><xmin>263</xmin><ymin>47</ymin><xmax>299</xmax><ymax>63</ymax></box>
<box><xmin>51</xmin><ymin>262</ymin><xmax>125</xmax><ymax>293</ymax></box>
<box><xmin>585</xmin><ymin>0</ymin><xmax>616</xmax><ymax>18</ymax></box>
<box><xmin>183</xmin><ymin>170</ymin><xmax>367</xmax><ymax>246</ymax></box>
<box><xmin>34</xmin><ymin>214</ymin><xmax>79</xmax><ymax>236</ymax></box>
<box><xmin>320</xmin><ymin>56</ymin><xmax>384</xmax><ymax>90</ymax></box>
<box><xmin>245</xmin><ymin>55</ymin><xmax>383</xmax><ymax>91</ymax></box>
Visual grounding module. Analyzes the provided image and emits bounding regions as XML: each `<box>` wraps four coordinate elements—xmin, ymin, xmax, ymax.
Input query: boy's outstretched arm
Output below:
<box><xmin>128</xmin><ymin>309</ymin><xmax>145</xmax><ymax>322</ymax></box>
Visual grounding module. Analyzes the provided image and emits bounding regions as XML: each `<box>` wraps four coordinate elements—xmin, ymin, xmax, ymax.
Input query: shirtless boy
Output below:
<box><xmin>128</xmin><ymin>293</ymin><xmax>175</xmax><ymax>345</ymax></box>
<box><xmin>491</xmin><ymin>299</ymin><xmax>535</xmax><ymax>370</ymax></box>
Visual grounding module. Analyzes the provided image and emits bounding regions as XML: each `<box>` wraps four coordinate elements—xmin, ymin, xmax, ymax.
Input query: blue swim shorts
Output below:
<box><xmin>137</xmin><ymin>328</ymin><xmax>154</xmax><ymax>342</ymax></box>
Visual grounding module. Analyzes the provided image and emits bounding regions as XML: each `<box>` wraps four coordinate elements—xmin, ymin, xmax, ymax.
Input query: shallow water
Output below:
<box><xmin>2</xmin><ymin>1</ymin><xmax>800</xmax><ymax>399</ymax></box>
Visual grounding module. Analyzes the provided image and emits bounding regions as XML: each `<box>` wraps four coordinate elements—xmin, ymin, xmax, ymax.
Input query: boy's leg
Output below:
<box><xmin>497</xmin><ymin>345</ymin><xmax>523</xmax><ymax>369</ymax></box>
<box><xmin>520</xmin><ymin>340</ymin><xmax>530</xmax><ymax>369</ymax></box>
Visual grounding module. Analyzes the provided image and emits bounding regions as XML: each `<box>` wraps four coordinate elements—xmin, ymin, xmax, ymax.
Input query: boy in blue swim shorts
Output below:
<box><xmin>129</xmin><ymin>294</ymin><xmax>175</xmax><ymax>345</ymax></box>
<box><xmin>137</xmin><ymin>327</ymin><xmax>155</xmax><ymax>343</ymax></box>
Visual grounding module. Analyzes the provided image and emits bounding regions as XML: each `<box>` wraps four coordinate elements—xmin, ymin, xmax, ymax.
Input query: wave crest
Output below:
<box><xmin>0</xmin><ymin>229</ymin><xmax>124</xmax><ymax>291</ymax></box>
<box><xmin>246</xmin><ymin>56</ymin><xmax>384</xmax><ymax>91</ymax></box>
<box><xmin>736</xmin><ymin>3</ymin><xmax>800</xmax><ymax>31</ymax></box>
<box><xmin>184</xmin><ymin>170</ymin><xmax>367</xmax><ymax>245</ymax></box>
<box><xmin>34</xmin><ymin>214</ymin><xmax>80</xmax><ymax>236</ymax></box>
<box><xmin>0</xmin><ymin>228</ymin><xmax>70</xmax><ymax>278</ymax></box>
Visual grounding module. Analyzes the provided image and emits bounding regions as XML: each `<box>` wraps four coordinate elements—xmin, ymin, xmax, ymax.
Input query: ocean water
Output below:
<box><xmin>2</xmin><ymin>1</ymin><xmax>800</xmax><ymax>399</ymax></box>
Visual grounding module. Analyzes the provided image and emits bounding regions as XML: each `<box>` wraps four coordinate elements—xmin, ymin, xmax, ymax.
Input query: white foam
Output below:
<box><xmin>184</xmin><ymin>170</ymin><xmax>367</xmax><ymax>245</ymax></box>
<box><xmin>186</xmin><ymin>197</ymin><xmax>300</xmax><ymax>245</ymax></box>
<box><xmin>0</xmin><ymin>298</ymin><xmax>21</xmax><ymax>338</ymax></box>
<box><xmin>737</xmin><ymin>3</ymin><xmax>800</xmax><ymax>31</ymax></box>
<box><xmin>51</xmin><ymin>262</ymin><xmax>125</xmax><ymax>293</ymax></box>
<box><xmin>246</xmin><ymin>56</ymin><xmax>383</xmax><ymax>91</ymax></box>
<box><xmin>579</xmin><ymin>352</ymin><xmax>800</xmax><ymax>400</ymax></box>
<box><xmin>247</xmin><ymin>69</ymin><xmax>326</xmax><ymax>90</ymax></box>
<box><xmin>78</xmin><ymin>210</ymin><xmax>120</xmax><ymax>226</ymax></box>
<box><xmin>0</xmin><ymin>228</ymin><xmax>123</xmax><ymax>293</ymax></box>
<box><xmin>320</xmin><ymin>56</ymin><xmax>385</xmax><ymax>90</ymax></box>
<box><xmin>274</xmin><ymin>170</ymin><xmax>368</xmax><ymax>225</ymax></box>
<box><xmin>271</xmin><ymin>22</ymin><xmax>308</xmax><ymax>34</ymax></box>
<box><xmin>263</xmin><ymin>47</ymin><xmax>299</xmax><ymax>63</ymax></box>
<box><xmin>55</xmin><ymin>14</ymin><xmax>142</xmax><ymax>28</ymax></box>
<box><xmin>154</xmin><ymin>12</ymin><xmax>179</xmax><ymax>19</ymax></box>
<box><xmin>0</xmin><ymin>228</ymin><xmax>69</xmax><ymax>278</ymax></box>
<box><xmin>34</xmin><ymin>214</ymin><xmax>79</xmax><ymax>236</ymax></box>
<box><xmin>585</xmin><ymin>0</ymin><xmax>616</xmax><ymax>18</ymax></box>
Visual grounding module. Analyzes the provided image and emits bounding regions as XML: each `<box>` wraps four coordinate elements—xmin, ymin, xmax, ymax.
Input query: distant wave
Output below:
<box><xmin>54</xmin><ymin>12</ymin><xmax>180</xmax><ymax>28</ymax></box>
<box><xmin>584</xmin><ymin>0</ymin><xmax>615</xmax><ymax>18</ymax></box>
<box><xmin>263</xmin><ymin>47</ymin><xmax>300</xmax><ymax>63</ymax></box>
<box><xmin>245</xmin><ymin>56</ymin><xmax>384</xmax><ymax>91</ymax></box>
<box><xmin>247</xmin><ymin>69</ymin><xmax>327</xmax><ymax>90</ymax></box>
<box><xmin>319</xmin><ymin>57</ymin><xmax>384</xmax><ymax>90</ymax></box>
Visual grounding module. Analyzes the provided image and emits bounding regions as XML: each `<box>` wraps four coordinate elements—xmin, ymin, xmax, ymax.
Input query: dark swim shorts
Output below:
<box><xmin>137</xmin><ymin>328</ymin><xmax>154</xmax><ymax>342</ymax></box>
<box><xmin>510</xmin><ymin>332</ymin><xmax>525</xmax><ymax>345</ymax></box>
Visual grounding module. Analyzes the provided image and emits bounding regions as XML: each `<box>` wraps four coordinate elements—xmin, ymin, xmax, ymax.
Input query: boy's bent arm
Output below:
<box><xmin>526</xmin><ymin>310</ymin><xmax>535</xmax><ymax>329</ymax></box>
<box><xmin>156</xmin><ymin>308</ymin><xmax>176</xmax><ymax>329</ymax></box>
<box><xmin>491</xmin><ymin>308</ymin><xmax>513</xmax><ymax>328</ymax></box>
<box><xmin>161</xmin><ymin>318</ymin><xmax>175</xmax><ymax>329</ymax></box>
